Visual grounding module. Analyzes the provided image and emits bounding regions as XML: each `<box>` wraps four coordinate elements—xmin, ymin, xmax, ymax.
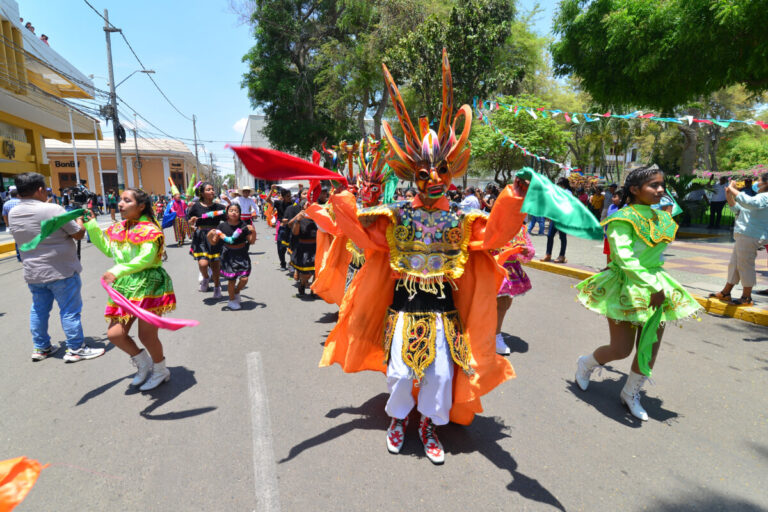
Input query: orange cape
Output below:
<box><xmin>319</xmin><ymin>187</ymin><xmax>525</xmax><ymax>425</ymax></box>
<box><xmin>306</xmin><ymin>203</ymin><xmax>352</xmax><ymax>306</ymax></box>
<box><xmin>0</xmin><ymin>457</ymin><xmax>46</xmax><ymax>511</ymax></box>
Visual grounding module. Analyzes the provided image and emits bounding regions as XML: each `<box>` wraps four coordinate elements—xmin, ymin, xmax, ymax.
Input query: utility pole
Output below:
<box><xmin>133</xmin><ymin>113</ymin><xmax>143</xmax><ymax>188</ymax></box>
<box><xmin>103</xmin><ymin>9</ymin><xmax>125</xmax><ymax>191</ymax></box>
<box><xmin>209</xmin><ymin>153</ymin><xmax>215</xmax><ymax>186</ymax></box>
<box><xmin>192</xmin><ymin>114</ymin><xmax>200</xmax><ymax>179</ymax></box>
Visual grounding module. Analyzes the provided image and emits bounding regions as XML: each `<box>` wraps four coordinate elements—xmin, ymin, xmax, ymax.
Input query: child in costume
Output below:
<box><xmin>208</xmin><ymin>203</ymin><xmax>256</xmax><ymax>310</ymax></box>
<box><xmin>84</xmin><ymin>188</ymin><xmax>175</xmax><ymax>391</ymax></box>
<box><xmin>494</xmin><ymin>224</ymin><xmax>535</xmax><ymax>355</ymax></box>
<box><xmin>574</xmin><ymin>166</ymin><xmax>701</xmax><ymax>421</ymax></box>
<box><xmin>187</xmin><ymin>181</ymin><xmax>226</xmax><ymax>298</ymax></box>
<box><xmin>170</xmin><ymin>190</ymin><xmax>191</xmax><ymax>247</ymax></box>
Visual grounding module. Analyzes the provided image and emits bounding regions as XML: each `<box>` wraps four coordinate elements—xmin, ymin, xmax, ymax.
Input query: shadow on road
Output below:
<box><xmin>77</xmin><ymin>374</ymin><xmax>129</xmax><ymax>405</ymax></box>
<box><xmin>280</xmin><ymin>394</ymin><xmax>566</xmax><ymax>511</ymax></box>
<box><xmin>445</xmin><ymin>416</ymin><xmax>566</xmax><ymax>512</ymax></box>
<box><xmin>566</xmin><ymin>368</ymin><xmax>679</xmax><ymax>427</ymax></box>
<box><xmin>500</xmin><ymin>333</ymin><xmax>529</xmax><ymax>354</ymax></box>
<box><xmin>315</xmin><ymin>312</ymin><xmax>339</xmax><ymax>324</ymax></box>
<box><xmin>139</xmin><ymin>366</ymin><xmax>217</xmax><ymax>420</ymax></box>
<box><xmin>76</xmin><ymin>366</ymin><xmax>216</xmax><ymax>420</ymax></box>
<box><xmin>650</xmin><ymin>488</ymin><xmax>765</xmax><ymax>511</ymax></box>
<box><xmin>279</xmin><ymin>393</ymin><xmax>390</xmax><ymax>464</ymax></box>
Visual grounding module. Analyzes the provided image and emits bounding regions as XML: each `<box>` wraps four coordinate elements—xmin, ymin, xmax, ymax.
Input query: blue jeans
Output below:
<box><xmin>28</xmin><ymin>273</ymin><xmax>84</xmax><ymax>350</ymax></box>
<box><xmin>527</xmin><ymin>216</ymin><xmax>545</xmax><ymax>234</ymax></box>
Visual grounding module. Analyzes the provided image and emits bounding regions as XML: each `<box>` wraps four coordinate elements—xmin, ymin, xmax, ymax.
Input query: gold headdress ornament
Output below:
<box><xmin>381</xmin><ymin>48</ymin><xmax>472</xmax><ymax>182</ymax></box>
<box><xmin>357</xmin><ymin>136</ymin><xmax>390</xmax><ymax>184</ymax></box>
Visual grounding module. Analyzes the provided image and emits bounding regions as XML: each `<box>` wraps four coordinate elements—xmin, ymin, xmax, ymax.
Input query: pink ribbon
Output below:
<box><xmin>101</xmin><ymin>278</ymin><xmax>199</xmax><ymax>331</ymax></box>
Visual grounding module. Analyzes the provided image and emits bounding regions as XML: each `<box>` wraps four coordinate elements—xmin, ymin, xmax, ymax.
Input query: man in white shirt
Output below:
<box><xmin>709</xmin><ymin>176</ymin><xmax>728</xmax><ymax>228</ymax></box>
<box><xmin>459</xmin><ymin>186</ymin><xmax>481</xmax><ymax>210</ymax></box>
<box><xmin>235</xmin><ymin>186</ymin><xmax>259</xmax><ymax>225</ymax></box>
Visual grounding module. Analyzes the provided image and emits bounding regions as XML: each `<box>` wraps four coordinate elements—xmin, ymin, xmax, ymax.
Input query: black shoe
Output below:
<box><xmin>298</xmin><ymin>283</ymin><xmax>306</xmax><ymax>295</ymax></box>
<box><xmin>280</xmin><ymin>263</ymin><xmax>287</xmax><ymax>270</ymax></box>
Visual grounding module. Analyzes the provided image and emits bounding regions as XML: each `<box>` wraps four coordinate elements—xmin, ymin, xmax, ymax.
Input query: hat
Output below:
<box><xmin>167</xmin><ymin>177</ymin><xmax>180</xmax><ymax>196</ymax></box>
<box><xmin>9</xmin><ymin>186</ymin><xmax>16</xmax><ymax>191</ymax></box>
<box><xmin>241</xmin><ymin>186</ymin><xmax>254</xmax><ymax>192</ymax></box>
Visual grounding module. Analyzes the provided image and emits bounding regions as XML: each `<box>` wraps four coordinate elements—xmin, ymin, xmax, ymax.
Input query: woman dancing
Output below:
<box><xmin>84</xmin><ymin>188</ymin><xmax>176</xmax><ymax>390</ymax></box>
<box><xmin>574</xmin><ymin>166</ymin><xmax>701</xmax><ymax>421</ymax></box>
<box><xmin>169</xmin><ymin>191</ymin><xmax>191</xmax><ymax>247</ymax></box>
<box><xmin>187</xmin><ymin>182</ymin><xmax>226</xmax><ymax>298</ymax></box>
<box><xmin>208</xmin><ymin>203</ymin><xmax>256</xmax><ymax>310</ymax></box>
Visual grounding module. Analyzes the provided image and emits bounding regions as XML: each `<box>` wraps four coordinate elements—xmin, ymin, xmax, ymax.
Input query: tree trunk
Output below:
<box><xmin>677</xmin><ymin>124</ymin><xmax>698</xmax><ymax>175</ymax></box>
<box><xmin>372</xmin><ymin>90</ymin><xmax>387</xmax><ymax>140</ymax></box>
<box><xmin>708</xmin><ymin>126</ymin><xmax>720</xmax><ymax>172</ymax></box>
<box><xmin>357</xmin><ymin>88</ymin><xmax>369</xmax><ymax>136</ymax></box>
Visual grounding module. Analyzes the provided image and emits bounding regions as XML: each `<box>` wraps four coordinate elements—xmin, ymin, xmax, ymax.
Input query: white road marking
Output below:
<box><xmin>247</xmin><ymin>351</ymin><xmax>281</xmax><ymax>512</ymax></box>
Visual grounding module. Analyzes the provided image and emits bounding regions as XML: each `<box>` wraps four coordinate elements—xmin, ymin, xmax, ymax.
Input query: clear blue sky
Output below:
<box><xmin>20</xmin><ymin>0</ymin><xmax>255</xmax><ymax>174</ymax></box>
<box><xmin>19</xmin><ymin>1</ymin><xmax>559</xmax><ymax>176</ymax></box>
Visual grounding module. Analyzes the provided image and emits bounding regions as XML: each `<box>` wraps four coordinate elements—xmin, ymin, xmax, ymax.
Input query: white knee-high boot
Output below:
<box><xmin>139</xmin><ymin>358</ymin><xmax>171</xmax><ymax>391</ymax></box>
<box><xmin>620</xmin><ymin>371</ymin><xmax>649</xmax><ymax>421</ymax></box>
<box><xmin>130</xmin><ymin>349</ymin><xmax>153</xmax><ymax>387</ymax></box>
<box><xmin>575</xmin><ymin>353</ymin><xmax>600</xmax><ymax>391</ymax></box>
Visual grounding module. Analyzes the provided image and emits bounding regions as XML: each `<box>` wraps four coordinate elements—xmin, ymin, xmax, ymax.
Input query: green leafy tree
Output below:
<box><xmin>551</xmin><ymin>0</ymin><xmax>768</xmax><ymax>111</ymax></box>
<box><xmin>385</xmin><ymin>0</ymin><xmax>518</xmax><ymax>117</ymax></box>
<box><xmin>470</xmin><ymin>95</ymin><xmax>572</xmax><ymax>184</ymax></box>
<box><xmin>241</xmin><ymin>0</ymin><xmax>354</xmax><ymax>156</ymax></box>
<box><xmin>718</xmin><ymin>131</ymin><xmax>768</xmax><ymax>171</ymax></box>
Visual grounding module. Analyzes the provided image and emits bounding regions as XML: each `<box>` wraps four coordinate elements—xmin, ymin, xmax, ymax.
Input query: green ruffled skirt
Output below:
<box><xmin>106</xmin><ymin>267</ymin><xmax>176</xmax><ymax>322</ymax></box>
<box><xmin>576</xmin><ymin>266</ymin><xmax>701</xmax><ymax>324</ymax></box>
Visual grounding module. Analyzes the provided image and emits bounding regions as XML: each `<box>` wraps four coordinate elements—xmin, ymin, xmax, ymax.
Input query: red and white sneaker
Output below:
<box><xmin>418</xmin><ymin>415</ymin><xmax>445</xmax><ymax>465</ymax></box>
<box><xmin>386</xmin><ymin>416</ymin><xmax>408</xmax><ymax>454</ymax></box>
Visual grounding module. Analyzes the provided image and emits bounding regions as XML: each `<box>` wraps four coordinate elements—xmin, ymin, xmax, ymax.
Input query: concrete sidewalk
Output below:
<box><xmin>525</xmin><ymin>227</ymin><xmax>768</xmax><ymax>326</ymax></box>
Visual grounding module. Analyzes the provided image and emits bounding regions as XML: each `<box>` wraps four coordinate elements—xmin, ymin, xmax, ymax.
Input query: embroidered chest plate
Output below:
<box><xmin>361</xmin><ymin>202</ymin><xmax>481</xmax><ymax>281</ymax></box>
<box><xmin>106</xmin><ymin>221</ymin><xmax>163</xmax><ymax>245</ymax></box>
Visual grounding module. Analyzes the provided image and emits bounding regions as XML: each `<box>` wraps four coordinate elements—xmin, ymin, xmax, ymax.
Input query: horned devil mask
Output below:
<box><xmin>381</xmin><ymin>49</ymin><xmax>472</xmax><ymax>201</ymax></box>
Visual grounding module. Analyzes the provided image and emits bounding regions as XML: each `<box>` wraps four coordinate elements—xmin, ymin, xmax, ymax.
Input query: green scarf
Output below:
<box><xmin>515</xmin><ymin>168</ymin><xmax>604</xmax><ymax>240</ymax></box>
<box><xmin>637</xmin><ymin>307</ymin><xmax>663</xmax><ymax>377</ymax></box>
<box><xmin>19</xmin><ymin>208</ymin><xmax>84</xmax><ymax>251</ymax></box>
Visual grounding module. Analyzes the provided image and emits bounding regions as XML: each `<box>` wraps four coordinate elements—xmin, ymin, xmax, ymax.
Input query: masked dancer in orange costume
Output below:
<box><xmin>317</xmin><ymin>50</ymin><xmax>532</xmax><ymax>465</ymax></box>
<box><xmin>308</xmin><ymin>138</ymin><xmax>391</xmax><ymax>305</ymax></box>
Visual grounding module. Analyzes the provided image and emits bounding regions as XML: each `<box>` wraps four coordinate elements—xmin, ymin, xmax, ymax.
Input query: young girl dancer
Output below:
<box><xmin>290</xmin><ymin>200</ymin><xmax>318</xmax><ymax>296</ymax></box>
<box><xmin>574</xmin><ymin>166</ymin><xmax>701</xmax><ymax>420</ymax></box>
<box><xmin>84</xmin><ymin>188</ymin><xmax>176</xmax><ymax>390</ymax></box>
<box><xmin>494</xmin><ymin>225</ymin><xmax>535</xmax><ymax>355</ymax></box>
<box><xmin>208</xmin><ymin>203</ymin><xmax>256</xmax><ymax>310</ymax></box>
<box><xmin>187</xmin><ymin>182</ymin><xmax>226</xmax><ymax>298</ymax></box>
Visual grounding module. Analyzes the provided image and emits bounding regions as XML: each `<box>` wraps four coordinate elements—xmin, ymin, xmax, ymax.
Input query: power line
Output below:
<box><xmin>81</xmin><ymin>0</ymin><xmax>193</xmax><ymax>121</ymax></box>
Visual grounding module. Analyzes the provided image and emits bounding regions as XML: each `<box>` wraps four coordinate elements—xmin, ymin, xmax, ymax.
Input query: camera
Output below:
<box><xmin>63</xmin><ymin>181</ymin><xmax>96</xmax><ymax>209</ymax></box>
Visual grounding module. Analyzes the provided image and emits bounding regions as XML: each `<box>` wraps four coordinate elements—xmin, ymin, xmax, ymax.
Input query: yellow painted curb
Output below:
<box><xmin>0</xmin><ymin>241</ymin><xmax>15</xmax><ymax>253</ymax></box>
<box><xmin>523</xmin><ymin>260</ymin><xmax>768</xmax><ymax>327</ymax></box>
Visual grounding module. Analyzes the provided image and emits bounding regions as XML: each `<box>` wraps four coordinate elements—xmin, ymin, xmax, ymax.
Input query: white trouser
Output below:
<box><xmin>385</xmin><ymin>312</ymin><xmax>454</xmax><ymax>426</ymax></box>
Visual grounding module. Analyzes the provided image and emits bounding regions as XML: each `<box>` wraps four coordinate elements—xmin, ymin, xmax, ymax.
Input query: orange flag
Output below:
<box><xmin>0</xmin><ymin>457</ymin><xmax>46</xmax><ymax>512</ymax></box>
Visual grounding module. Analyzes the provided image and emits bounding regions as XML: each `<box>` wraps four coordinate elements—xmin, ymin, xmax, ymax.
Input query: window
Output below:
<box><xmin>58</xmin><ymin>172</ymin><xmax>77</xmax><ymax>188</ymax></box>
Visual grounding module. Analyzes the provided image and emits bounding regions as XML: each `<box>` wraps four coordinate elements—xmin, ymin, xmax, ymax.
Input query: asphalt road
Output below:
<box><xmin>1</xmin><ymin>223</ymin><xmax>766</xmax><ymax>512</ymax></box>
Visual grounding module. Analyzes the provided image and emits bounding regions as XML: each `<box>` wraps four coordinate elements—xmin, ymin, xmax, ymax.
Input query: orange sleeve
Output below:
<box><xmin>480</xmin><ymin>184</ymin><xmax>525</xmax><ymax>250</ymax></box>
<box><xmin>306</xmin><ymin>203</ymin><xmax>340</xmax><ymax>236</ymax></box>
<box><xmin>330</xmin><ymin>191</ymin><xmax>389</xmax><ymax>251</ymax></box>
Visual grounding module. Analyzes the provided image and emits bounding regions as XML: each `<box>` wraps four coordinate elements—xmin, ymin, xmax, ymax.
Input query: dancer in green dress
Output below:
<box><xmin>574</xmin><ymin>166</ymin><xmax>701</xmax><ymax>421</ymax></box>
<box><xmin>84</xmin><ymin>188</ymin><xmax>175</xmax><ymax>391</ymax></box>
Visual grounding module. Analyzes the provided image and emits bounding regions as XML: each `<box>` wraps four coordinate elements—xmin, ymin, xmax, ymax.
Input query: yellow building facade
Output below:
<box><xmin>0</xmin><ymin>0</ymin><xmax>101</xmax><ymax>191</ymax></box>
<box><xmin>45</xmin><ymin>138</ymin><xmax>197</xmax><ymax>197</ymax></box>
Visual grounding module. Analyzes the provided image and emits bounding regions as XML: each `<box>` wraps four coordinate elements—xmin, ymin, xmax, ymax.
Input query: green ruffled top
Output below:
<box><xmin>576</xmin><ymin>204</ymin><xmax>701</xmax><ymax>324</ymax></box>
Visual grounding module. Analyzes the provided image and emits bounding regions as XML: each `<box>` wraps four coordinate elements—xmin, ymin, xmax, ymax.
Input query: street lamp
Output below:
<box><xmin>115</xmin><ymin>69</ymin><xmax>155</xmax><ymax>89</ymax></box>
